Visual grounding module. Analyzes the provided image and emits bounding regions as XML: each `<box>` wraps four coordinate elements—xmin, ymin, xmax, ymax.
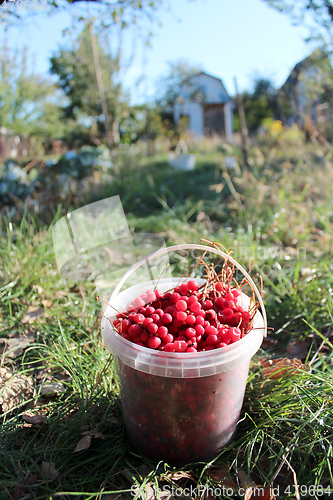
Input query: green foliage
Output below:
<box><xmin>237</xmin><ymin>78</ymin><xmax>279</xmax><ymax>132</ymax></box>
<box><xmin>155</xmin><ymin>58</ymin><xmax>203</xmax><ymax>112</ymax></box>
<box><xmin>50</xmin><ymin>24</ymin><xmax>128</xmax><ymax>137</ymax></box>
<box><xmin>119</xmin><ymin>105</ymin><xmax>173</xmax><ymax>143</ymax></box>
<box><xmin>0</xmin><ymin>44</ymin><xmax>65</xmax><ymax>144</ymax></box>
<box><xmin>264</xmin><ymin>0</ymin><xmax>333</xmax><ymax>51</ymax></box>
<box><xmin>1</xmin><ymin>0</ymin><xmax>163</xmax><ymax>27</ymax></box>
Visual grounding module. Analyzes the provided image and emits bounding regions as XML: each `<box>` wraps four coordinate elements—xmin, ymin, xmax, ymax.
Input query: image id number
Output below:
<box><xmin>1</xmin><ymin>0</ymin><xmax>47</xmax><ymax>12</ymax></box>
<box><xmin>284</xmin><ymin>484</ymin><xmax>332</xmax><ymax>497</ymax></box>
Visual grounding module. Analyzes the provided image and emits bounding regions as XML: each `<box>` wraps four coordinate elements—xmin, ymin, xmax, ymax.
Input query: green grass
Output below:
<box><xmin>1</xmin><ymin>136</ymin><xmax>333</xmax><ymax>498</ymax></box>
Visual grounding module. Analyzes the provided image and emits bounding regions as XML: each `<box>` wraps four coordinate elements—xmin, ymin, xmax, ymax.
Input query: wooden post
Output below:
<box><xmin>234</xmin><ymin>77</ymin><xmax>249</xmax><ymax>166</ymax></box>
<box><xmin>88</xmin><ymin>20</ymin><xmax>113</xmax><ymax>149</ymax></box>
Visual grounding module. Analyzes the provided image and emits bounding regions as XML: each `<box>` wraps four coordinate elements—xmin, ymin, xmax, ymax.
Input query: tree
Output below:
<box><xmin>0</xmin><ymin>43</ymin><xmax>66</xmax><ymax>152</ymax></box>
<box><xmin>1</xmin><ymin>0</ymin><xmax>163</xmax><ymax>27</ymax></box>
<box><xmin>50</xmin><ymin>24</ymin><xmax>128</xmax><ymax>144</ymax></box>
<box><xmin>236</xmin><ymin>78</ymin><xmax>279</xmax><ymax>132</ymax></box>
<box><xmin>263</xmin><ymin>0</ymin><xmax>333</xmax><ymax>51</ymax></box>
<box><xmin>155</xmin><ymin>59</ymin><xmax>203</xmax><ymax>112</ymax></box>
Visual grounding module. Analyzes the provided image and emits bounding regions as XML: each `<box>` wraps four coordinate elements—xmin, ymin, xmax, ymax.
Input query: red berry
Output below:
<box><xmin>140</xmin><ymin>331</ymin><xmax>150</xmax><ymax>343</ymax></box>
<box><xmin>186</xmin><ymin>346</ymin><xmax>197</xmax><ymax>352</ymax></box>
<box><xmin>148</xmin><ymin>336</ymin><xmax>161</xmax><ymax>349</ymax></box>
<box><xmin>205</xmin><ymin>325</ymin><xmax>217</xmax><ymax>336</ymax></box>
<box><xmin>148</xmin><ymin>323</ymin><xmax>158</xmax><ymax>334</ymax></box>
<box><xmin>170</xmin><ymin>293</ymin><xmax>181</xmax><ymax>303</ymax></box>
<box><xmin>143</xmin><ymin>317</ymin><xmax>154</xmax><ymax>329</ymax></box>
<box><xmin>195</xmin><ymin>324</ymin><xmax>204</xmax><ymax>336</ymax></box>
<box><xmin>203</xmin><ymin>300</ymin><xmax>213</xmax><ymax>310</ymax></box>
<box><xmin>232</xmin><ymin>288</ymin><xmax>240</xmax><ymax>298</ymax></box>
<box><xmin>134</xmin><ymin>313</ymin><xmax>145</xmax><ymax>324</ymax></box>
<box><xmin>205</xmin><ymin>309</ymin><xmax>217</xmax><ymax>321</ymax></box>
<box><xmin>188</xmin><ymin>294</ymin><xmax>198</xmax><ymax>305</ymax></box>
<box><xmin>195</xmin><ymin>315</ymin><xmax>204</xmax><ymax>326</ymax></box>
<box><xmin>120</xmin><ymin>318</ymin><xmax>131</xmax><ymax>333</ymax></box>
<box><xmin>215</xmin><ymin>282</ymin><xmax>223</xmax><ymax>291</ymax></box>
<box><xmin>180</xmin><ymin>283</ymin><xmax>189</xmax><ymax>294</ymax></box>
<box><xmin>164</xmin><ymin>333</ymin><xmax>174</xmax><ymax>344</ymax></box>
<box><xmin>225</xmin><ymin>292</ymin><xmax>234</xmax><ymax>302</ymax></box>
<box><xmin>157</xmin><ymin>326</ymin><xmax>168</xmax><ymax>338</ymax></box>
<box><xmin>186</xmin><ymin>314</ymin><xmax>196</xmax><ymax>325</ymax></box>
<box><xmin>174</xmin><ymin>340</ymin><xmax>187</xmax><ymax>352</ymax></box>
<box><xmin>187</xmin><ymin>280</ymin><xmax>199</xmax><ymax>291</ymax></box>
<box><xmin>176</xmin><ymin>300</ymin><xmax>187</xmax><ymax>312</ymax></box>
<box><xmin>190</xmin><ymin>301</ymin><xmax>201</xmax><ymax>313</ymax></box>
<box><xmin>224</xmin><ymin>308</ymin><xmax>233</xmax><ymax>319</ymax></box>
<box><xmin>144</xmin><ymin>306</ymin><xmax>155</xmax><ymax>316</ymax></box>
<box><xmin>161</xmin><ymin>313</ymin><xmax>172</xmax><ymax>324</ymax></box>
<box><xmin>164</xmin><ymin>343</ymin><xmax>175</xmax><ymax>352</ymax></box>
<box><xmin>146</xmin><ymin>290</ymin><xmax>156</xmax><ymax>302</ymax></box>
<box><xmin>176</xmin><ymin>311</ymin><xmax>187</xmax><ymax>322</ymax></box>
<box><xmin>230</xmin><ymin>314</ymin><xmax>241</xmax><ymax>326</ymax></box>
<box><xmin>173</xmin><ymin>318</ymin><xmax>183</xmax><ymax>328</ymax></box>
<box><xmin>133</xmin><ymin>297</ymin><xmax>145</xmax><ymax>308</ymax></box>
<box><xmin>206</xmin><ymin>334</ymin><xmax>218</xmax><ymax>346</ymax></box>
<box><xmin>227</xmin><ymin>327</ymin><xmax>241</xmax><ymax>342</ymax></box>
<box><xmin>185</xmin><ymin>327</ymin><xmax>196</xmax><ymax>339</ymax></box>
<box><xmin>242</xmin><ymin>311</ymin><xmax>251</xmax><ymax>322</ymax></box>
<box><xmin>128</xmin><ymin>324</ymin><xmax>142</xmax><ymax>337</ymax></box>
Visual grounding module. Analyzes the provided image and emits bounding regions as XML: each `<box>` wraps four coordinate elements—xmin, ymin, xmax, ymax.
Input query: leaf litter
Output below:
<box><xmin>0</xmin><ymin>367</ymin><xmax>33</xmax><ymax>412</ymax></box>
<box><xmin>22</xmin><ymin>305</ymin><xmax>44</xmax><ymax>324</ymax></box>
<box><xmin>260</xmin><ymin>358</ymin><xmax>309</xmax><ymax>379</ymax></box>
<box><xmin>41</xmin><ymin>461</ymin><xmax>59</xmax><ymax>481</ymax></box>
<box><xmin>73</xmin><ymin>427</ymin><xmax>105</xmax><ymax>453</ymax></box>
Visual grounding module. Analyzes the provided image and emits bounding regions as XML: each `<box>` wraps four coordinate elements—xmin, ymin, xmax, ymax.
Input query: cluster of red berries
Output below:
<box><xmin>113</xmin><ymin>279</ymin><xmax>253</xmax><ymax>352</ymax></box>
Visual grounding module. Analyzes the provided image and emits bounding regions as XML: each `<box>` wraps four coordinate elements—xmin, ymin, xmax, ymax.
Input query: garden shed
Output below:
<box><xmin>173</xmin><ymin>72</ymin><xmax>234</xmax><ymax>141</ymax></box>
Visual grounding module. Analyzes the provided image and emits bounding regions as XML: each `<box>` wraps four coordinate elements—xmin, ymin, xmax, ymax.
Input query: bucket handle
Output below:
<box><xmin>175</xmin><ymin>140</ymin><xmax>189</xmax><ymax>156</ymax></box>
<box><xmin>111</xmin><ymin>243</ymin><xmax>267</xmax><ymax>337</ymax></box>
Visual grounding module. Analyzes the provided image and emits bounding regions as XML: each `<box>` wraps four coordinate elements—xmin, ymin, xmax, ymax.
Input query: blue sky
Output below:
<box><xmin>2</xmin><ymin>0</ymin><xmax>318</xmax><ymax>103</ymax></box>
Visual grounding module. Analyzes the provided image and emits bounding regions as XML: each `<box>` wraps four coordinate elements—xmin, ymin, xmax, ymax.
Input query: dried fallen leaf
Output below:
<box><xmin>73</xmin><ymin>434</ymin><xmax>91</xmax><ymax>453</ymax></box>
<box><xmin>0</xmin><ymin>367</ymin><xmax>33</xmax><ymax>412</ymax></box>
<box><xmin>261</xmin><ymin>358</ymin><xmax>308</xmax><ymax>380</ymax></box>
<box><xmin>40</xmin><ymin>382</ymin><xmax>65</xmax><ymax>395</ymax></box>
<box><xmin>22</xmin><ymin>413</ymin><xmax>47</xmax><ymax>425</ymax></box>
<box><xmin>244</xmin><ymin>485</ymin><xmax>276</xmax><ymax>500</ymax></box>
<box><xmin>12</xmin><ymin>475</ymin><xmax>39</xmax><ymax>500</ymax></box>
<box><xmin>22</xmin><ymin>306</ymin><xmax>44</xmax><ymax>324</ymax></box>
<box><xmin>41</xmin><ymin>299</ymin><xmax>53</xmax><ymax>308</ymax></box>
<box><xmin>33</xmin><ymin>285</ymin><xmax>44</xmax><ymax>294</ymax></box>
<box><xmin>162</xmin><ymin>470</ymin><xmax>193</xmax><ymax>481</ymax></box>
<box><xmin>0</xmin><ymin>337</ymin><xmax>35</xmax><ymax>359</ymax></box>
<box><xmin>42</xmin><ymin>461</ymin><xmax>59</xmax><ymax>481</ymax></box>
<box><xmin>286</xmin><ymin>340</ymin><xmax>311</xmax><ymax>360</ymax></box>
<box><xmin>82</xmin><ymin>428</ymin><xmax>105</xmax><ymax>439</ymax></box>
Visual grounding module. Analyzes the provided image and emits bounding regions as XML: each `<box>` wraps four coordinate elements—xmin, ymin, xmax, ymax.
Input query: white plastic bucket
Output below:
<box><xmin>102</xmin><ymin>245</ymin><xmax>267</xmax><ymax>464</ymax></box>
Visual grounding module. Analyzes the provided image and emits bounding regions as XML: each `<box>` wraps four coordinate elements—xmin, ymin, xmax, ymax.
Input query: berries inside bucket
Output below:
<box><xmin>112</xmin><ymin>278</ymin><xmax>258</xmax><ymax>352</ymax></box>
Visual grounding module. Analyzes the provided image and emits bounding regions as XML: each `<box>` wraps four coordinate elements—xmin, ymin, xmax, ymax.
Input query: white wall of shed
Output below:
<box><xmin>174</xmin><ymin>101</ymin><xmax>204</xmax><ymax>136</ymax></box>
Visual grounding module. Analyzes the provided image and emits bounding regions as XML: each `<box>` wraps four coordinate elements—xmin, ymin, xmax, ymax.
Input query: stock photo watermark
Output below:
<box><xmin>131</xmin><ymin>483</ymin><xmax>332</xmax><ymax>498</ymax></box>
